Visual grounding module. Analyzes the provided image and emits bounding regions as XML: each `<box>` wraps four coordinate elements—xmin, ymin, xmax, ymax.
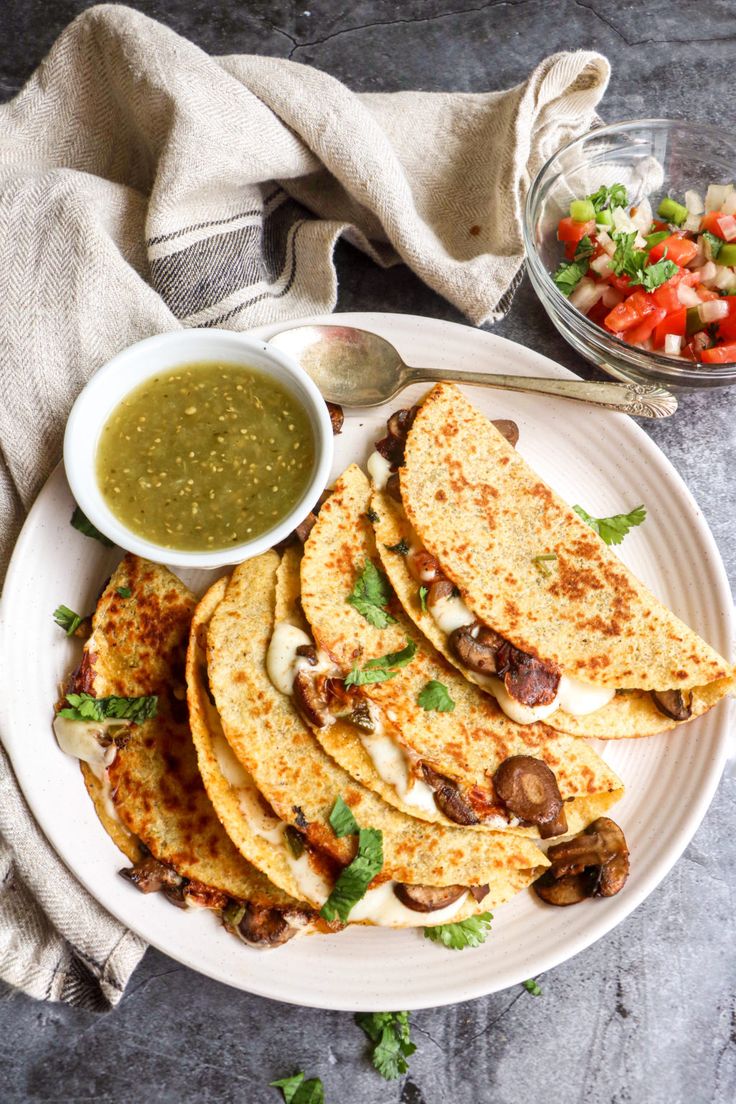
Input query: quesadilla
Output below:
<box><xmin>54</xmin><ymin>555</ymin><xmax>315</xmax><ymax>948</ymax></box>
<box><xmin>298</xmin><ymin>465</ymin><xmax>623</xmax><ymax>837</ymax></box>
<box><xmin>205</xmin><ymin>549</ymin><xmax>547</xmax><ymax>926</ymax></box>
<box><xmin>393</xmin><ymin>384</ymin><xmax>734</xmax><ymax>739</ymax></box>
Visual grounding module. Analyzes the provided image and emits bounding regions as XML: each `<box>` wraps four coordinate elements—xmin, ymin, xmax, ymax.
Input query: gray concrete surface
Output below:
<box><xmin>1</xmin><ymin>2</ymin><xmax>734</xmax><ymax>1101</ymax></box>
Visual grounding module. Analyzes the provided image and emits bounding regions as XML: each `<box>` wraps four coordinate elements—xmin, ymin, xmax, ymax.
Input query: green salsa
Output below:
<box><xmin>96</xmin><ymin>362</ymin><xmax>315</xmax><ymax>551</ymax></box>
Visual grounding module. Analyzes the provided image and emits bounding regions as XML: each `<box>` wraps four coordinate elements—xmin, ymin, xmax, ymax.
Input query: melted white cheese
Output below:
<box><xmin>357</xmin><ymin>705</ymin><xmax>438</xmax><ymax>815</ymax></box>
<box><xmin>286</xmin><ymin>851</ymin><xmax>331</xmax><ymax>905</ymax></box>
<box><xmin>53</xmin><ymin>715</ymin><xmax>126</xmax><ymax>824</ymax></box>
<box><xmin>429</xmin><ymin>593</ymin><xmax>476</xmax><ymax>634</ymax></box>
<box><xmin>349</xmin><ymin>882</ymin><xmax>468</xmax><ymax>927</ymax></box>
<box><xmin>209</xmin><ymin>728</ymin><xmax>285</xmax><ymax>845</ymax></box>
<box><xmin>484</xmin><ymin>676</ymin><xmax>561</xmax><ymax>725</ymax></box>
<box><xmin>367</xmin><ymin>449</ymin><xmax>393</xmax><ymax>491</ymax></box>
<box><xmin>556</xmin><ymin>675</ymin><xmax>616</xmax><ymax>716</ymax></box>
<box><xmin>266</xmin><ymin>622</ymin><xmax>315</xmax><ymax>695</ymax></box>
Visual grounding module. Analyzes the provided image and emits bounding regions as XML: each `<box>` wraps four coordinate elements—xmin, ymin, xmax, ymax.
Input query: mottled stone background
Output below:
<box><xmin>1</xmin><ymin>2</ymin><xmax>734</xmax><ymax>1102</ymax></box>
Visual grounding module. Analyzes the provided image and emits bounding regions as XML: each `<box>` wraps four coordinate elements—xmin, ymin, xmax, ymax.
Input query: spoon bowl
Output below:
<box><xmin>269</xmin><ymin>324</ymin><xmax>678</xmax><ymax>418</ymax></box>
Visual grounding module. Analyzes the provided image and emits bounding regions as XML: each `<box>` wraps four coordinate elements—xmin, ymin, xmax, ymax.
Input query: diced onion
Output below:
<box><xmin>684</xmin><ymin>213</ymin><xmax>701</xmax><ymax>233</ymax></box>
<box><xmin>596</xmin><ymin>229</ymin><xmax>616</xmax><ymax>258</ymax></box>
<box><xmin>664</xmin><ymin>334</ymin><xmax>683</xmax><ymax>356</ymax></box>
<box><xmin>630</xmin><ymin>198</ymin><xmax>652</xmax><ymax>233</ymax></box>
<box><xmin>612</xmin><ymin>207</ymin><xmax>645</xmax><ymax>244</ymax></box>
<box><xmin>590</xmin><ymin>253</ymin><xmax>613</xmax><ymax>277</ymax></box>
<box><xmin>723</xmin><ymin>192</ymin><xmax>736</xmax><ymax>217</ymax></box>
<box><xmin>705</xmin><ymin>183</ymin><xmax>734</xmax><ymax>212</ymax></box>
<box><xmin>602</xmin><ymin>286</ymin><xmax>624</xmax><ymax>308</ymax></box>
<box><xmin>677</xmin><ymin>283</ymin><xmax>702</xmax><ymax>307</ymax></box>
<box><xmin>715</xmin><ymin>265</ymin><xmax>736</xmax><ymax>290</ymax></box>
<box><xmin>688</xmin><ymin>243</ymin><xmax>705</xmax><ymax>269</ymax></box>
<box><xmin>716</xmin><ymin>214</ymin><xmax>736</xmax><ymax>241</ymax></box>
<box><xmin>570</xmin><ymin>277</ymin><xmax>605</xmax><ymax>314</ymax></box>
<box><xmin>685</xmin><ymin>189</ymin><xmax>704</xmax><ymax>214</ymax></box>
<box><xmin>694</xmin><ymin>261</ymin><xmax>717</xmax><ymax>286</ymax></box>
<box><xmin>698</xmin><ymin>299</ymin><xmax>729</xmax><ymax>323</ymax></box>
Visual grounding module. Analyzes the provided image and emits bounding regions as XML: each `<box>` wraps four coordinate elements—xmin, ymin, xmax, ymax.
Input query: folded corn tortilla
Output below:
<box><xmin>299</xmin><ymin>465</ymin><xmax>623</xmax><ymax>832</ymax></box>
<box><xmin>205</xmin><ymin>549</ymin><xmax>547</xmax><ymax>921</ymax></box>
<box><xmin>398</xmin><ymin>383</ymin><xmax>735</xmax><ymax>738</ymax></box>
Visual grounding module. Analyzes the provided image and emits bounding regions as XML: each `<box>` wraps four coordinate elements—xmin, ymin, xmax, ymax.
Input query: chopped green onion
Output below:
<box><xmin>569</xmin><ymin>198</ymin><xmax>595</xmax><ymax>223</ymax></box>
<box><xmin>686</xmin><ymin>307</ymin><xmax>703</xmax><ymax>336</ymax></box>
<box><xmin>657</xmin><ymin>196</ymin><xmax>688</xmax><ymax>226</ymax></box>
<box><xmin>717</xmin><ymin>243</ymin><xmax>736</xmax><ymax>266</ymax></box>
<box><xmin>644</xmin><ymin>230</ymin><xmax>669</xmax><ymax>250</ymax></box>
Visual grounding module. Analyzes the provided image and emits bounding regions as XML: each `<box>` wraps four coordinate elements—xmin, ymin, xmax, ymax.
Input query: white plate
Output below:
<box><xmin>0</xmin><ymin>312</ymin><xmax>733</xmax><ymax>1012</ymax></box>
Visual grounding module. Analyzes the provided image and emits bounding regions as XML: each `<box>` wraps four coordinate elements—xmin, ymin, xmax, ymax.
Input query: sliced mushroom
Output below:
<box><xmin>386</xmin><ymin>407</ymin><xmax>418</xmax><ymax>443</ymax></box>
<box><xmin>493</xmin><ymin>755</ymin><xmax>564</xmax><ymax>831</ymax></box>
<box><xmin>295</xmin><ymin>513</ymin><xmax>318</xmax><ymax>543</ymax></box>
<box><xmin>538</xmin><ymin>805</ymin><xmax>568</xmax><ymax>840</ymax></box>
<box><xmin>295</xmin><ymin>644</ymin><xmax>318</xmax><ymax>666</ymax></box>
<box><xmin>650</xmin><ymin>689</ymin><xmax>692</xmax><ymax>721</ymax></box>
<box><xmin>394</xmin><ymin>883</ymin><xmax>466</xmax><ymax>913</ymax></box>
<box><xmin>385</xmin><ymin>472</ymin><xmax>402</xmax><ymax>502</ymax></box>
<box><xmin>348</xmin><ymin>700</ymin><xmax>376</xmax><ymax>733</ymax></box>
<box><xmin>500</xmin><ymin>650</ymin><xmax>561</xmax><ymax>707</ymax></box>
<box><xmin>426</xmin><ymin>577</ymin><xmax>455</xmax><ymax>609</ymax></box>
<box><xmin>326</xmin><ymin>402</ymin><xmax>344</xmax><ymax>435</ymax></box>
<box><xmin>533</xmin><ymin>868</ymin><xmax>597</xmax><ymax>907</ymax></box>
<box><xmin>226</xmin><ymin>901</ymin><xmax>311</xmax><ymax>947</ymax></box>
<box><xmin>407</xmin><ymin>548</ymin><xmax>443</xmax><ymax>584</ymax></box>
<box><xmin>422</xmin><ymin>763</ymin><xmax>479</xmax><ymax>825</ymax></box>
<box><xmin>449</xmin><ymin>624</ymin><xmax>503</xmax><ymax>675</ymax></box>
<box><xmin>292</xmin><ymin>670</ymin><xmax>332</xmax><ymax>728</ymax></box>
<box><xmin>491</xmin><ymin>419</ymin><xmax>519</xmax><ymax>448</ymax></box>
<box><xmin>470</xmin><ymin>884</ymin><xmax>490</xmax><ymax>903</ymax></box>
<box><xmin>534</xmin><ymin>817</ymin><xmax>630</xmax><ymax>907</ymax></box>
<box><xmin>119</xmin><ymin>856</ymin><xmax>183</xmax><ymax>895</ymax></box>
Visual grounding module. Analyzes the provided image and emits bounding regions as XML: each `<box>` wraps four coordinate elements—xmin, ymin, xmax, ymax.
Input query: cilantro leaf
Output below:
<box><xmin>573</xmin><ymin>503</ymin><xmax>647</xmax><ymax>546</ymax></box>
<box><xmin>588</xmin><ymin>183</ymin><xmax>628</xmax><ymax>212</ymax></box>
<box><xmin>418</xmin><ymin>680</ymin><xmax>455</xmax><ymax>713</ymax></box>
<box><xmin>270</xmin><ymin>1072</ymin><xmax>324</xmax><ymax>1104</ymax></box>
<box><xmin>53</xmin><ymin>605</ymin><xmax>82</xmax><ymax>636</ymax></box>
<box><xmin>424</xmin><ymin>911</ymin><xmax>493</xmax><ymax>950</ymax></box>
<box><xmin>319</xmin><ymin>827</ymin><xmax>383</xmax><ymax>923</ymax></box>
<box><xmin>552</xmin><ymin>258</ymin><xmax>588</xmax><ymax>297</ymax></box>
<box><xmin>639</xmin><ymin>256</ymin><xmax>678</xmax><ymax>291</ymax></box>
<box><xmin>522</xmin><ymin>978</ymin><xmax>542</xmax><ymax>996</ymax></box>
<box><xmin>58</xmin><ymin>692</ymin><xmax>158</xmax><ymax>724</ymax></box>
<box><xmin>355</xmin><ymin>1011</ymin><xmax>416</xmax><ymax>1081</ymax></box>
<box><xmin>418</xmin><ymin>585</ymin><xmax>428</xmax><ymax>613</ymax></box>
<box><xmin>329</xmin><ymin>795</ymin><xmax>359</xmax><ymax>838</ymax></box>
<box><xmin>365</xmin><ymin>508</ymin><xmax>380</xmax><ymax>524</ymax></box>
<box><xmin>347</xmin><ymin>560</ymin><xmax>396</xmax><ymax>629</ymax></box>
<box><xmin>702</xmin><ymin>230</ymin><xmax>724</xmax><ymax>260</ymax></box>
<box><xmin>344</xmin><ymin>640</ymin><xmax>417</xmax><ymax>687</ymax></box>
<box><xmin>116</xmin><ymin>586</ymin><xmax>132</xmax><ymax>598</ymax></box>
<box><xmin>574</xmin><ymin>234</ymin><xmax>594</xmax><ymax>262</ymax></box>
<box><xmin>385</xmin><ymin>538</ymin><xmax>409</xmax><ymax>555</ymax></box>
<box><xmin>70</xmin><ymin>506</ymin><xmax>114</xmax><ymax>546</ymax></box>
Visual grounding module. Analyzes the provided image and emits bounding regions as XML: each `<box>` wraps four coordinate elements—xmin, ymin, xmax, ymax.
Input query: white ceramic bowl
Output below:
<box><xmin>63</xmin><ymin>329</ymin><xmax>334</xmax><ymax>568</ymax></box>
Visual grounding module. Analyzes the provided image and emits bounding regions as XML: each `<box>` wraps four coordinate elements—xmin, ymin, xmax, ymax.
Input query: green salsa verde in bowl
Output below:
<box><xmin>64</xmin><ymin>331</ymin><xmax>334</xmax><ymax>568</ymax></box>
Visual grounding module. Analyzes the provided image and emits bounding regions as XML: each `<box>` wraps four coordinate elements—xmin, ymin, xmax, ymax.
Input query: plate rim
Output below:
<box><xmin>0</xmin><ymin>311</ymin><xmax>732</xmax><ymax>1011</ymax></box>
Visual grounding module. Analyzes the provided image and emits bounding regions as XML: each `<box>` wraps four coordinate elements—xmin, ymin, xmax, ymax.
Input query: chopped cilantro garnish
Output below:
<box><xmin>611</xmin><ymin>232</ymin><xmax>677</xmax><ymax>291</ymax></box>
<box><xmin>639</xmin><ymin>255</ymin><xmax>678</xmax><ymax>291</ymax></box>
<box><xmin>58</xmin><ymin>692</ymin><xmax>158</xmax><ymax>724</ymax></box>
<box><xmin>270</xmin><ymin>1072</ymin><xmax>324</xmax><ymax>1104</ymax></box>
<box><xmin>116</xmin><ymin>586</ymin><xmax>132</xmax><ymax>598</ymax></box>
<box><xmin>355</xmin><ymin>1011</ymin><xmax>416</xmax><ymax>1081</ymax></box>
<box><xmin>531</xmin><ymin>553</ymin><xmax>557</xmax><ymax>578</ymax></box>
<box><xmin>329</xmin><ymin>795</ymin><xmax>359</xmax><ymax>838</ymax></box>
<box><xmin>522</xmin><ymin>978</ymin><xmax>543</xmax><ymax>996</ymax></box>
<box><xmin>384</xmin><ymin>538</ymin><xmax>410</xmax><ymax>555</ymax></box>
<box><xmin>574</xmin><ymin>234</ymin><xmax>594</xmax><ymax>262</ymax></box>
<box><xmin>365</xmin><ymin>508</ymin><xmax>380</xmax><ymax>524</ymax></box>
<box><xmin>702</xmin><ymin>230</ymin><xmax>724</xmax><ymax>260</ymax></box>
<box><xmin>418</xmin><ymin>585</ymin><xmax>428</xmax><ymax>613</ymax></box>
<box><xmin>344</xmin><ymin>640</ymin><xmax>417</xmax><ymax>687</ymax></box>
<box><xmin>346</xmin><ymin>560</ymin><xmax>396</xmax><ymax>629</ymax></box>
<box><xmin>319</xmin><ymin>827</ymin><xmax>384</xmax><ymax>924</ymax></box>
<box><xmin>418</xmin><ymin>680</ymin><xmax>455</xmax><ymax>713</ymax></box>
<box><xmin>588</xmin><ymin>183</ymin><xmax>628</xmax><ymax>212</ymax></box>
<box><xmin>53</xmin><ymin>604</ymin><xmax>82</xmax><ymax>636</ymax></box>
<box><xmin>70</xmin><ymin>506</ymin><xmax>114</xmax><ymax>546</ymax></box>
<box><xmin>552</xmin><ymin>258</ymin><xmax>588</xmax><ymax>297</ymax></box>
<box><xmin>573</xmin><ymin>503</ymin><xmax>646</xmax><ymax>546</ymax></box>
<box><xmin>424</xmin><ymin>911</ymin><xmax>493</xmax><ymax>950</ymax></box>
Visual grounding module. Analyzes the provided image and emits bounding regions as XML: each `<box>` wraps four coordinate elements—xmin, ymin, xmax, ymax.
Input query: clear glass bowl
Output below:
<box><xmin>524</xmin><ymin>119</ymin><xmax>736</xmax><ymax>389</ymax></box>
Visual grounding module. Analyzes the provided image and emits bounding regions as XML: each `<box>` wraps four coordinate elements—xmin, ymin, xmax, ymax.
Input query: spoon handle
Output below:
<box><xmin>404</xmin><ymin>368</ymin><xmax>677</xmax><ymax>418</ymax></box>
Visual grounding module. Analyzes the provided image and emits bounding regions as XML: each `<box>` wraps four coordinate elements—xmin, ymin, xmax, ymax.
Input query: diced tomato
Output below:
<box><xmin>604</xmin><ymin>289</ymin><xmax>657</xmax><ymax>334</ymax></box>
<box><xmin>648</xmin><ymin>235</ymin><xmax>698</xmax><ymax>266</ymax></box>
<box><xmin>625</xmin><ymin>307</ymin><xmax>667</xmax><ymax>345</ymax></box>
<box><xmin>607</xmin><ymin>272</ymin><xmax>632</xmax><ymax>292</ymax></box>
<box><xmin>700</xmin><ymin>211</ymin><xmax>727</xmax><ymax>235</ymax></box>
<box><xmin>695</xmin><ymin>284</ymin><xmax>719</xmax><ymax>301</ymax></box>
<box><xmin>700</xmin><ymin>342</ymin><xmax>736</xmax><ymax>363</ymax></box>
<box><xmin>557</xmin><ymin>217</ymin><xmax>595</xmax><ymax>244</ymax></box>
<box><xmin>716</xmin><ymin>299</ymin><xmax>736</xmax><ymax>340</ymax></box>
<box><xmin>652</xmin><ymin>277</ymin><xmax>681</xmax><ymax>314</ymax></box>
<box><xmin>653</xmin><ymin>307</ymin><xmax>687</xmax><ymax>347</ymax></box>
<box><xmin>587</xmin><ymin>299</ymin><xmax>610</xmax><ymax>326</ymax></box>
<box><xmin>651</xmin><ymin>219</ymin><xmax>669</xmax><ymax>232</ymax></box>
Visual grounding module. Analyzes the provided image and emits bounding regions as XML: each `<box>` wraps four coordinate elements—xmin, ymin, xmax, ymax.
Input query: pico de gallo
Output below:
<box><xmin>552</xmin><ymin>182</ymin><xmax>736</xmax><ymax>364</ymax></box>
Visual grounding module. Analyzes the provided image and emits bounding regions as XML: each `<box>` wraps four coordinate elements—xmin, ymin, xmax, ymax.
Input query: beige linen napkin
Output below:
<box><xmin>0</xmin><ymin>3</ymin><xmax>609</xmax><ymax>1008</ymax></box>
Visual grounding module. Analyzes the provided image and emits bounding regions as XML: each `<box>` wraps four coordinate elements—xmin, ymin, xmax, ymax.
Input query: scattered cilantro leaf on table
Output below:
<box><xmin>270</xmin><ymin>1072</ymin><xmax>325</xmax><ymax>1104</ymax></box>
<box><xmin>522</xmin><ymin>978</ymin><xmax>543</xmax><ymax>997</ymax></box>
<box><xmin>53</xmin><ymin>605</ymin><xmax>82</xmax><ymax>636</ymax></box>
<box><xmin>355</xmin><ymin>1011</ymin><xmax>416</xmax><ymax>1081</ymax></box>
<box><xmin>70</xmin><ymin>506</ymin><xmax>114</xmax><ymax>546</ymax></box>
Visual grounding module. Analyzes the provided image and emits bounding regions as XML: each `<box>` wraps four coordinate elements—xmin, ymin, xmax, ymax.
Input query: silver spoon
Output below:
<box><xmin>269</xmin><ymin>324</ymin><xmax>677</xmax><ymax>418</ymax></box>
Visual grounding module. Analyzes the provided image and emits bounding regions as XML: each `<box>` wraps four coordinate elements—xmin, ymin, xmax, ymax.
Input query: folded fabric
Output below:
<box><xmin>0</xmin><ymin>2</ymin><xmax>609</xmax><ymax>1008</ymax></box>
